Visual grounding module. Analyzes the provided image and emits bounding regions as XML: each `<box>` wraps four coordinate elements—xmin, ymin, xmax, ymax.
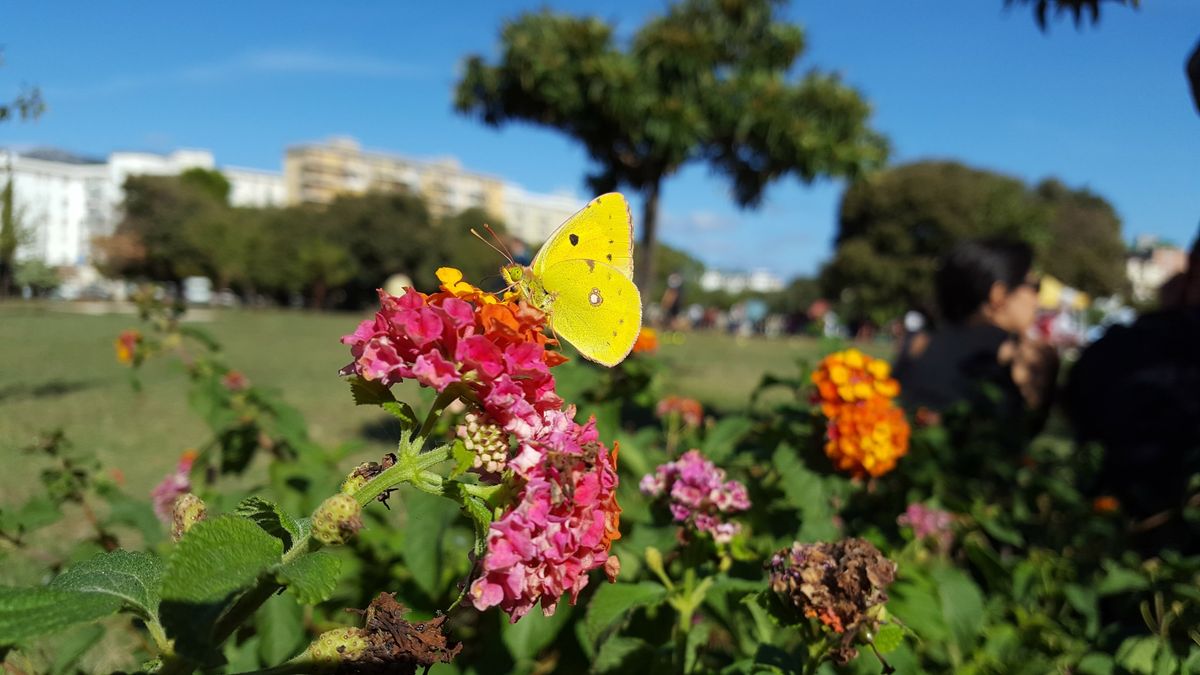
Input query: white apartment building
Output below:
<box><xmin>284</xmin><ymin>137</ymin><xmax>583</xmax><ymax>244</ymax></box>
<box><xmin>700</xmin><ymin>268</ymin><xmax>786</xmax><ymax>294</ymax></box>
<box><xmin>501</xmin><ymin>185</ymin><xmax>582</xmax><ymax>245</ymax></box>
<box><xmin>1</xmin><ymin>147</ymin><xmax>285</xmax><ymax>268</ymax></box>
<box><xmin>225</xmin><ymin>166</ymin><xmax>288</xmax><ymax>208</ymax></box>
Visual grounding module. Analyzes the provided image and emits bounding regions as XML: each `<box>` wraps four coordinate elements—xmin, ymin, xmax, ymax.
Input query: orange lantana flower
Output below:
<box><xmin>632</xmin><ymin>327</ymin><xmax>659</xmax><ymax>354</ymax></box>
<box><xmin>811</xmin><ymin>349</ymin><xmax>910</xmax><ymax>478</ymax></box>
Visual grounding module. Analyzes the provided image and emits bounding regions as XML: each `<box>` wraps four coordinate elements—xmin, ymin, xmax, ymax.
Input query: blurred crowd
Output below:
<box><xmin>891</xmin><ymin>233</ymin><xmax>1200</xmax><ymax>554</ymax></box>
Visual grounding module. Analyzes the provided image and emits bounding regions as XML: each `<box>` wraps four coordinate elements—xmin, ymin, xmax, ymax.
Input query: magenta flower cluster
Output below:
<box><xmin>342</xmin><ymin>282</ymin><xmax>621</xmax><ymax>623</ymax></box>
<box><xmin>340</xmin><ymin>288</ymin><xmax>562</xmax><ymax>440</ymax></box>
<box><xmin>470</xmin><ymin>407</ymin><xmax>621</xmax><ymax>622</ymax></box>
<box><xmin>640</xmin><ymin>449</ymin><xmax>750</xmax><ymax>543</ymax></box>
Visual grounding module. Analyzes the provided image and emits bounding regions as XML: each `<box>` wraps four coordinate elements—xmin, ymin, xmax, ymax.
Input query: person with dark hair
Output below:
<box><xmin>1066</xmin><ymin>228</ymin><xmax>1200</xmax><ymax>554</ymax></box>
<box><xmin>893</xmin><ymin>238</ymin><xmax>1058</xmax><ymax>428</ymax></box>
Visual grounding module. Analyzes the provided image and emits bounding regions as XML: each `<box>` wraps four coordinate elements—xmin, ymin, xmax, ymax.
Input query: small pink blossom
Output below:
<box><xmin>897</xmin><ymin>503</ymin><xmax>955</xmax><ymax>551</ymax></box>
<box><xmin>641</xmin><ymin>449</ymin><xmax>749</xmax><ymax>543</ymax></box>
<box><xmin>151</xmin><ymin>451</ymin><xmax>197</xmax><ymax>523</ymax></box>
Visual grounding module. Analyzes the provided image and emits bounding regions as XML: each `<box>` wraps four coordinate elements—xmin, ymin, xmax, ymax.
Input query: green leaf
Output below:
<box><xmin>1115</xmin><ymin>636</ymin><xmax>1160</xmax><ymax>675</ymax></box>
<box><xmin>382</xmin><ymin>401</ymin><xmax>419</xmax><ymax>429</ymax></box>
<box><xmin>278</xmin><ymin>551</ymin><xmax>341</xmax><ymax>605</ymax></box>
<box><xmin>872</xmin><ymin>623</ymin><xmax>905</xmax><ymax>654</ymax></box>
<box><xmin>401</xmin><ymin>489</ymin><xmax>460</xmax><ymax>599</ymax></box>
<box><xmin>349</xmin><ymin>376</ymin><xmax>396</xmax><ymax>406</ymax></box>
<box><xmin>49</xmin><ymin>624</ymin><xmax>104</xmax><ymax>675</ymax></box>
<box><xmin>159</xmin><ymin>515</ymin><xmax>284</xmax><ymax>661</ymax></box>
<box><xmin>501</xmin><ymin>603</ymin><xmax>573</xmax><ymax>662</ymax></box>
<box><xmin>592</xmin><ymin>636</ymin><xmax>656</xmax><ymax>674</ymax></box>
<box><xmin>701</xmin><ymin>416</ymin><xmax>753</xmax><ymax>462</ymax></box>
<box><xmin>0</xmin><ymin>587</ymin><xmax>120</xmax><ymax>645</ymax></box>
<box><xmin>1097</xmin><ymin>562</ymin><xmax>1151</xmax><ymax>596</ymax></box>
<box><xmin>50</xmin><ymin>550</ymin><xmax>164</xmax><ymax>621</ymax></box>
<box><xmin>1076</xmin><ymin>652</ymin><xmax>1115</xmax><ymax>675</ymax></box>
<box><xmin>235</xmin><ymin>497</ymin><xmax>300</xmax><ymax>550</ymax></box>
<box><xmin>583</xmin><ymin>581</ymin><xmax>668</xmax><ymax>647</ymax></box>
<box><xmin>932</xmin><ymin>565</ymin><xmax>985</xmax><ymax>657</ymax></box>
<box><xmin>451</xmin><ymin>440</ymin><xmax>475</xmax><ymax>478</ymax></box>
<box><xmin>256</xmin><ymin>592</ymin><xmax>305</xmax><ymax>665</ymax></box>
<box><xmin>771</xmin><ymin>444</ymin><xmax>838</xmax><ymax>540</ymax></box>
<box><xmin>684</xmin><ymin>621</ymin><xmax>711</xmax><ymax>673</ymax></box>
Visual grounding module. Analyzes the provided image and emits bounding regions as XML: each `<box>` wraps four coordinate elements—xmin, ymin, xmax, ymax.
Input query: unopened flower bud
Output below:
<box><xmin>304</xmin><ymin>627</ymin><xmax>368</xmax><ymax>666</ymax></box>
<box><xmin>457</xmin><ymin>413</ymin><xmax>509</xmax><ymax>474</ymax></box>
<box><xmin>312</xmin><ymin>493</ymin><xmax>363</xmax><ymax>546</ymax></box>
<box><xmin>170</xmin><ymin>493</ymin><xmax>206</xmax><ymax>542</ymax></box>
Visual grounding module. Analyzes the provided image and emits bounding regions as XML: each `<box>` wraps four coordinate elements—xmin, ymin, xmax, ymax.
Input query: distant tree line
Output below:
<box><xmin>820</xmin><ymin>160</ymin><xmax>1129</xmax><ymax>327</ymax></box>
<box><xmin>95</xmin><ymin>169</ymin><xmax>513</xmax><ymax>309</ymax></box>
<box><xmin>94</xmin><ymin>168</ymin><xmax>726</xmax><ymax>312</ymax></box>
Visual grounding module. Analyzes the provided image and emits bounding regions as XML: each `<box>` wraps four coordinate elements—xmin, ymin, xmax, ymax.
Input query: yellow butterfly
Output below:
<box><xmin>501</xmin><ymin>193</ymin><xmax>642</xmax><ymax>367</ymax></box>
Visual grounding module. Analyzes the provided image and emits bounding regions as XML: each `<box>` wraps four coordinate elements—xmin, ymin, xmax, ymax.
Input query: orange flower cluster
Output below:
<box><xmin>632</xmin><ymin>327</ymin><xmax>659</xmax><ymax>354</ymax></box>
<box><xmin>811</xmin><ymin>349</ymin><xmax>909</xmax><ymax>478</ymax></box>
<box><xmin>656</xmin><ymin>395</ymin><xmax>704</xmax><ymax>428</ymax></box>
<box><xmin>436</xmin><ymin>267</ymin><xmax>568</xmax><ymax>367</ymax></box>
<box><xmin>114</xmin><ymin>329</ymin><xmax>142</xmax><ymax>365</ymax></box>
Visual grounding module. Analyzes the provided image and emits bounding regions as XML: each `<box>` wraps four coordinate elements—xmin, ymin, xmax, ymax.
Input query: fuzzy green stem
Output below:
<box><xmin>354</xmin><ymin>443</ymin><xmax>452</xmax><ymax>506</ymax></box>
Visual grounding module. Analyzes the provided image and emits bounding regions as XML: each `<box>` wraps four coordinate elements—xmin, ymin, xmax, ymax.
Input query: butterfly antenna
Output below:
<box><xmin>471</xmin><ymin>226</ymin><xmax>514</xmax><ymax>264</ymax></box>
<box><xmin>483</xmin><ymin>224</ymin><xmax>516</xmax><ymax>262</ymax></box>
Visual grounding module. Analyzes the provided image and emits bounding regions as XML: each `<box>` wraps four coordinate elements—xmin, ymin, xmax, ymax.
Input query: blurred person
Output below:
<box><xmin>893</xmin><ymin>238</ymin><xmax>1058</xmax><ymax>429</ymax></box>
<box><xmin>659</xmin><ymin>272</ymin><xmax>685</xmax><ymax>329</ymax></box>
<box><xmin>1066</xmin><ymin>228</ymin><xmax>1200</xmax><ymax>553</ymax></box>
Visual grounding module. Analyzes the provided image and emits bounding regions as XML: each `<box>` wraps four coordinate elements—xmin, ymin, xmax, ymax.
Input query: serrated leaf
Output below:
<box><xmin>50</xmin><ymin>550</ymin><xmax>164</xmax><ymax>621</ymax></box>
<box><xmin>501</xmin><ymin>603</ymin><xmax>573</xmax><ymax>662</ymax></box>
<box><xmin>235</xmin><ymin>497</ymin><xmax>300</xmax><ymax>550</ymax></box>
<box><xmin>278</xmin><ymin>551</ymin><xmax>341</xmax><ymax>605</ymax></box>
<box><xmin>583</xmin><ymin>581</ymin><xmax>668</xmax><ymax>647</ymax></box>
<box><xmin>771</xmin><ymin>444</ymin><xmax>838</xmax><ymax>540</ymax></box>
<box><xmin>873</xmin><ymin>623</ymin><xmax>904</xmax><ymax>654</ymax></box>
<box><xmin>256</xmin><ymin>592</ymin><xmax>305</xmax><ymax>665</ymax></box>
<box><xmin>382</xmin><ymin>401</ymin><xmax>419</xmax><ymax>429</ymax></box>
<box><xmin>0</xmin><ymin>588</ymin><xmax>120</xmax><ymax>645</ymax></box>
<box><xmin>159</xmin><ymin>515</ymin><xmax>284</xmax><ymax>661</ymax></box>
<box><xmin>451</xmin><ymin>440</ymin><xmax>475</xmax><ymax>478</ymax></box>
<box><xmin>348</xmin><ymin>376</ymin><xmax>396</xmax><ymax>406</ymax></box>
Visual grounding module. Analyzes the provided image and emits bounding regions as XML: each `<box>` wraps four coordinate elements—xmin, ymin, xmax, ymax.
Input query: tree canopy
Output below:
<box><xmin>820</xmin><ymin>161</ymin><xmax>1126</xmax><ymax>325</ymax></box>
<box><xmin>96</xmin><ymin>174</ymin><xmax>510</xmax><ymax>309</ymax></box>
<box><xmin>455</xmin><ymin>0</ymin><xmax>887</xmax><ymax>299</ymax></box>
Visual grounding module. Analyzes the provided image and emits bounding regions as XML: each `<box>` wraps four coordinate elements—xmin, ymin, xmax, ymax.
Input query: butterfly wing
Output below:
<box><xmin>532</xmin><ymin>193</ymin><xmax>634</xmax><ymax>279</ymax></box>
<box><xmin>541</xmin><ymin>259</ymin><xmax>642</xmax><ymax>367</ymax></box>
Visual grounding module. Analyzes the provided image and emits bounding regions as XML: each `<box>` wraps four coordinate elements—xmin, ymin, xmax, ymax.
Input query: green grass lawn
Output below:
<box><xmin>0</xmin><ymin>303</ymin><xmax>875</xmax><ymax>506</ymax></box>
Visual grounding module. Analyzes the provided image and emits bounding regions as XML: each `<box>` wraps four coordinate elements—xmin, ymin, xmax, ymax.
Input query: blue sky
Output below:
<box><xmin>2</xmin><ymin>1</ymin><xmax>1197</xmax><ymax>279</ymax></box>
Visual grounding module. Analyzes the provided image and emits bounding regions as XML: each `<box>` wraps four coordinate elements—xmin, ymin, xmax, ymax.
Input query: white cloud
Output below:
<box><xmin>47</xmin><ymin>49</ymin><xmax>426</xmax><ymax>99</ymax></box>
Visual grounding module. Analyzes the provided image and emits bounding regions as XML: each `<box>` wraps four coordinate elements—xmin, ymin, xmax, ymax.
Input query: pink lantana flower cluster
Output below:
<box><xmin>151</xmin><ymin>450</ymin><xmax>197</xmax><ymax>523</ymax></box>
<box><xmin>340</xmin><ymin>269</ymin><xmax>621</xmax><ymax>623</ymax></box>
<box><xmin>340</xmin><ymin>280</ymin><xmax>562</xmax><ymax>439</ymax></box>
<box><xmin>640</xmin><ymin>449</ymin><xmax>750</xmax><ymax>543</ymax></box>
<box><xmin>470</xmin><ymin>407</ymin><xmax>621</xmax><ymax>622</ymax></box>
<box><xmin>897</xmin><ymin>503</ymin><xmax>955</xmax><ymax>552</ymax></box>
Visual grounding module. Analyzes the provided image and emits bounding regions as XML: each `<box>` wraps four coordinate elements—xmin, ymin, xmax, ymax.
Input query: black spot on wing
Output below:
<box><xmin>586</xmin><ymin>260</ymin><xmax>595</xmax><ymax>272</ymax></box>
<box><xmin>569</xmin><ymin>233</ymin><xmax>579</xmax><ymax>246</ymax></box>
<box><xmin>606</xmin><ymin>253</ymin><xmax>612</xmax><ymax>261</ymax></box>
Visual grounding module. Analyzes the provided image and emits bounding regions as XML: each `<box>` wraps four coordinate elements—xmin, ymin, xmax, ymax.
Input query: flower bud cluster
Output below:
<box><xmin>457</xmin><ymin>413</ymin><xmax>509</xmax><ymax>474</ymax></box>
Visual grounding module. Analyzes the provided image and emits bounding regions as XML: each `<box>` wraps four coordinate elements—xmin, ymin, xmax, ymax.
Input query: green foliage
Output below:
<box><xmin>822</xmin><ymin>160</ymin><xmax>1128</xmax><ymax>324</ymax></box>
<box><xmin>455</xmin><ymin>0</ymin><xmax>887</xmax><ymax>295</ymax></box>
<box><xmin>1035</xmin><ymin>178</ymin><xmax>1128</xmax><ymax>296</ymax></box>
<box><xmin>13</xmin><ymin>260</ymin><xmax>59</xmax><ymax>296</ymax></box>
<box><xmin>277</xmin><ymin>552</ymin><xmax>341</xmax><ymax>605</ymax></box>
